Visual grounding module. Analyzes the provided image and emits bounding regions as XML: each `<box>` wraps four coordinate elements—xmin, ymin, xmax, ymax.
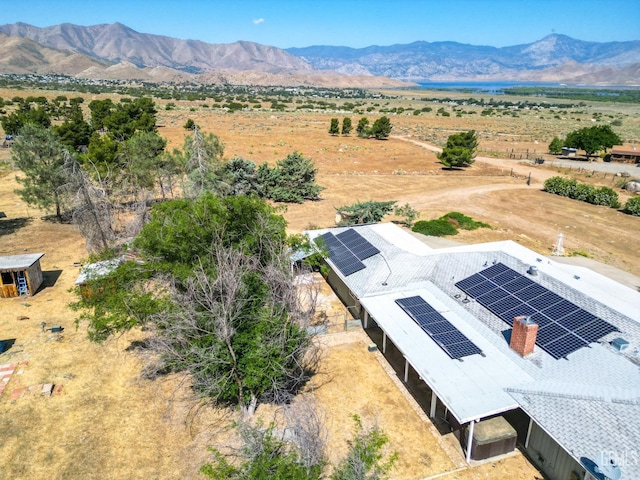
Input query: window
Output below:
<box><xmin>1</xmin><ymin>271</ymin><xmax>14</xmax><ymax>285</ymax></box>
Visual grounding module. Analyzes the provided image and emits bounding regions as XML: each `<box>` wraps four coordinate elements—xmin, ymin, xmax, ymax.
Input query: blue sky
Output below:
<box><xmin>5</xmin><ymin>0</ymin><xmax>639</xmax><ymax>48</ymax></box>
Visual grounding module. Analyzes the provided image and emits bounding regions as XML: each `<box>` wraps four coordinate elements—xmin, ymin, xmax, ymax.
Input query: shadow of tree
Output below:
<box><xmin>0</xmin><ymin>217</ymin><xmax>32</xmax><ymax>238</ymax></box>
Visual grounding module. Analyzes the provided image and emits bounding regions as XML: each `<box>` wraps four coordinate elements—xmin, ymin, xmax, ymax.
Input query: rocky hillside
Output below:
<box><xmin>0</xmin><ymin>22</ymin><xmax>311</xmax><ymax>74</ymax></box>
<box><xmin>287</xmin><ymin>35</ymin><xmax>640</xmax><ymax>83</ymax></box>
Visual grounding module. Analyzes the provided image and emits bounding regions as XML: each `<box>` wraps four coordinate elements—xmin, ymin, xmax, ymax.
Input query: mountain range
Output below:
<box><xmin>1</xmin><ymin>22</ymin><xmax>639</xmax><ymax>86</ymax></box>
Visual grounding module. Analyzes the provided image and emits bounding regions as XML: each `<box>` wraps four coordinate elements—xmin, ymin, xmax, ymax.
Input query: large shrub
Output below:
<box><xmin>412</xmin><ymin>219</ymin><xmax>458</xmax><ymax>237</ymax></box>
<box><xmin>591</xmin><ymin>187</ymin><xmax>620</xmax><ymax>208</ymax></box>
<box><xmin>623</xmin><ymin>197</ymin><xmax>640</xmax><ymax>216</ymax></box>
<box><xmin>543</xmin><ymin>176</ymin><xmax>620</xmax><ymax>208</ymax></box>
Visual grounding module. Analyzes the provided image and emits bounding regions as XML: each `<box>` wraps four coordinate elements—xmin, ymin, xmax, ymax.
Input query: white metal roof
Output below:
<box><xmin>0</xmin><ymin>253</ymin><xmax>44</xmax><ymax>270</ymax></box>
<box><xmin>75</xmin><ymin>258</ymin><xmax>123</xmax><ymax>285</ymax></box>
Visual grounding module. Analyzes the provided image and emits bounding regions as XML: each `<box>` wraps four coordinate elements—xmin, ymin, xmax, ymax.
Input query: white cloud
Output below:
<box><xmin>253</xmin><ymin>18</ymin><xmax>265</xmax><ymax>25</ymax></box>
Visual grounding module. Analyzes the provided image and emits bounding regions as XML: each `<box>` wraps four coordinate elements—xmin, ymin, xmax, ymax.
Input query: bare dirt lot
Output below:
<box><xmin>1</xmin><ymin>87</ymin><xmax>638</xmax><ymax>479</ymax></box>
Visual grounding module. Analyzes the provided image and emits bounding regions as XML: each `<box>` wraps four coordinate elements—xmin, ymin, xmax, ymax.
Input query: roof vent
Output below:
<box><xmin>527</xmin><ymin>265</ymin><xmax>538</xmax><ymax>276</ymax></box>
<box><xmin>611</xmin><ymin>337</ymin><xmax>629</xmax><ymax>352</ymax></box>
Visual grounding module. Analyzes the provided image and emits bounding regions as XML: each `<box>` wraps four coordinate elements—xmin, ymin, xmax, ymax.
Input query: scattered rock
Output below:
<box><xmin>16</xmin><ymin>315</ymin><xmax>29</xmax><ymax>321</ymax></box>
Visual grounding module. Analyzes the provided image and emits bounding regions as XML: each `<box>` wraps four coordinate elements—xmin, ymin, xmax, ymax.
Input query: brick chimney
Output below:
<box><xmin>510</xmin><ymin>315</ymin><xmax>538</xmax><ymax>356</ymax></box>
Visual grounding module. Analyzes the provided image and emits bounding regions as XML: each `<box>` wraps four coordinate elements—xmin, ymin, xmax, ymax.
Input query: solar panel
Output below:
<box><xmin>396</xmin><ymin>296</ymin><xmax>426</xmax><ymax>308</ymax></box>
<box><xmin>476</xmin><ymin>288</ymin><xmax>510</xmax><ymax>306</ymax></box>
<box><xmin>336</xmin><ymin>229</ymin><xmax>380</xmax><ymax>260</ymax></box>
<box><xmin>480</xmin><ymin>262</ymin><xmax>511</xmax><ymax>279</ymax></box>
<box><xmin>541</xmin><ymin>333</ymin><xmax>587</xmax><ymax>360</ymax></box>
<box><xmin>555</xmin><ymin>309</ymin><xmax>598</xmax><ymax>331</ymax></box>
<box><xmin>455</xmin><ymin>273</ymin><xmax>486</xmax><ymax>292</ymax></box>
<box><xmin>332</xmin><ymin>253</ymin><xmax>366</xmax><ymax>276</ymax></box>
<box><xmin>527</xmin><ymin>312</ymin><xmax>554</xmax><ymax>328</ymax></box>
<box><xmin>515</xmin><ymin>283</ymin><xmax>549</xmax><ymax>302</ymax></box>
<box><xmin>502</xmin><ymin>276</ymin><xmax>535</xmax><ymax>294</ymax></box>
<box><xmin>536</xmin><ymin>322</ymin><xmax>571</xmax><ymax>345</ymax></box>
<box><xmin>493</xmin><ymin>270</ymin><xmax>522</xmax><ymax>285</ymax></box>
<box><xmin>575</xmin><ymin>318</ymin><xmax>618</xmax><ymax>343</ymax></box>
<box><xmin>456</xmin><ymin>262</ymin><xmax>618</xmax><ymax>359</ymax></box>
<box><xmin>465</xmin><ymin>280</ymin><xmax>499</xmax><ymax>298</ymax></box>
<box><xmin>395</xmin><ymin>296</ymin><xmax>483</xmax><ymax>360</ymax></box>
<box><xmin>423</xmin><ymin>321</ymin><xmax>457</xmax><ymax>335</ymax></box>
<box><xmin>488</xmin><ymin>296</ymin><xmax>526</xmax><ymax>316</ymax></box>
<box><xmin>441</xmin><ymin>340</ymin><xmax>483</xmax><ymax>360</ymax></box>
<box><xmin>433</xmin><ymin>330</ymin><xmax>470</xmax><ymax>346</ymax></box>
<box><xmin>319</xmin><ymin>233</ymin><xmax>365</xmax><ymax>276</ymax></box>
<box><xmin>542</xmin><ymin>299</ymin><xmax>580</xmax><ymax>320</ymax></box>
<box><xmin>500</xmin><ymin>304</ymin><xmax>537</xmax><ymax>325</ymax></box>
<box><xmin>526</xmin><ymin>291</ymin><xmax>563</xmax><ymax>311</ymax></box>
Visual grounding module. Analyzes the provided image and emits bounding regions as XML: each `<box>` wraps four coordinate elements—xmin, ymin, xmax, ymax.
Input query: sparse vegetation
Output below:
<box><xmin>412</xmin><ymin>212</ymin><xmax>490</xmax><ymax>237</ymax></box>
<box><xmin>336</xmin><ymin>200</ymin><xmax>397</xmax><ymax>226</ymax></box>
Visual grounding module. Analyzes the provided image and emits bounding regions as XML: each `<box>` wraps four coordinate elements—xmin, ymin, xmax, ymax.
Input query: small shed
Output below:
<box><xmin>561</xmin><ymin>147</ymin><xmax>577</xmax><ymax>157</ymax></box>
<box><xmin>0</xmin><ymin>253</ymin><xmax>45</xmax><ymax>298</ymax></box>
<box><xmin>74</xmin><ymin>257</ymin><xmax>124</xmax><ymax>297</ymax></box>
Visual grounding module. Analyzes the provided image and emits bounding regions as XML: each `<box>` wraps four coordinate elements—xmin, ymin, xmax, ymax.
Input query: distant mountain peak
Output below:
<box><xmin>0</xmin><ymin>22</ymin><xmax>638</xmax><ymax>86</ymax></box>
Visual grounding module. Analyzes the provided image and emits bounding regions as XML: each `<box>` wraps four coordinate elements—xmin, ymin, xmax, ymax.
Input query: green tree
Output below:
<box><xmin>548</xmin><ymin>136</ymin><xmax>563</xmax><ymax>155</ymax></box>
<box><xmin>331</xmin><ymin>415</ymin><xmax>398</xmax><ymax>480</ymax></box>
<box><xmin>336</xmin><ymin>200</ymin><xmax>397</xmax><ymax>225</ymax></box>
<box><xmin>11</xmin><ymin>124</ymin><xmax>67</xmax><ymax>220</ymax></box>
<box><xmin>437</xmin><ymin>130</ymin><xmax>478</xmax><ymax>169</ymax></box>
<box><xmin>88</xmin><ymin>98</ymin><xmax>114</xmax><ymax>131</ymax></box>
<box><xmin>437</xmin><ymin>147</ymin><xmax>475</xmax><ymax>169</ymax></box>
<box><xmin>221</xmin><ymin>157</ymin><xmax>262</xmax><ymax>196</ymax></box>
<box><xmin>342</xmin><ymin>117</ymin><xmax>353</xmax><ymax>136</ymax></box>
<box><xmin>54</xmin><ymin>110</ymin><xmax>92</xmax><ymax>151</ymax></box>
<box><xmin>116</xmin><ymin>131</ymin><xmax>167</xmax><ymax>198</ymax></box>
<box><xmin>369</xmin><ymin>116</ymin><xmax>392</xmax><ymax>140</ymax></box>
<box><xmin>84</xmin><ymin>132</ymin><xmax>118</xmax><ymax>183</ymax></box>
<box><xmin>356</xmin><ymin>117</ymin><xmax>370</xmax><ymax>137</ymax></box>
<box><xmin>1</xmin><ymin>105</ymin><xmax>51</xmax><ymax>135</ymax></box>
<box><xmin>329</xmin><ymin>118</ymin><xmax>340</xmax><ymax>135</ymax></box>
<box><xmin>261</xmin><ymin>152</ymin><xmax>323</xmax><ymax>203</ymax></box>
<box><xmin>183</xmin><ymin>118</ymin><xmax>196</xmax><ymax>130</ymax></box>
<box><xmin>182</xmin><ymin>127</ymin><xmax>226</xmax><ymax>197</ymax></box>
<box><xmin>565</xmin><ymin>125</ymin><xmax>622</xmax><ymax>160</ymax></box>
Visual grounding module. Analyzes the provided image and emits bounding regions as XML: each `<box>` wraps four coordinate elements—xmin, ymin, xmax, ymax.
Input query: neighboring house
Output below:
<box><xmin>307</xmin><ymin>223</ymin><xmax>638</xmax><ymax>480</ymax></box>
<box><xmin>609</xmin><ymin>146</ymin><xmax>640</xmax><ymax>164</ymax></box>
<box><xmin>0</xmin><ymin>253</ymin><xmax>45</xmax><ymax>298</ymax></box>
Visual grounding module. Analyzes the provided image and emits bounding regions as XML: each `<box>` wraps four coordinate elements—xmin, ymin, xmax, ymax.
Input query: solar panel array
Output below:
<box><xmin>319</xmin><ymin>229</ymin><xmax>380</xmax><ymax>277</ymax></box>
<box><xmin>455</xmin><ymin>263</ymin><xmax>618</xmax><ymax>359</ymax></box>
<box><xmin>395</xmin><ymin>296</ymin><xmax>483</xmax><ymax>360</ymax></box>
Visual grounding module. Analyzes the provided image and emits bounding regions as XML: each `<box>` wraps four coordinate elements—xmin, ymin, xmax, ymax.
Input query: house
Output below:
<box><xmin>0</xmin><ymin>253</ymin><xmax>45</xmax><ymax>298</ymax></box>
<box><xmin>307</xmin><ymin>223</ymin><xmax>639</xmax><ymax>480</ymax></box>
<box><xmin>609</xmin><ymin>146</ymin><xmax>640</xmax><ymax>164</ymax></box>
